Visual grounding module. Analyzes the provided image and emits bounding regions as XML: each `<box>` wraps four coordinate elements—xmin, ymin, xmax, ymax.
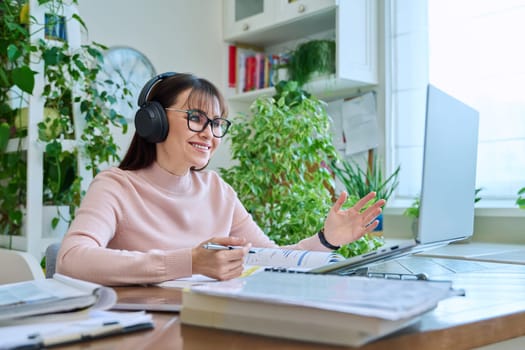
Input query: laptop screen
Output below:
<box><xmin>416</xmin><ymin>85</ymin><xmax>479</xmax><ymax>244</ymax></box>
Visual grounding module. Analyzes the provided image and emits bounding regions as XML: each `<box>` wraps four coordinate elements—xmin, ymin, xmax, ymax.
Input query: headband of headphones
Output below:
<box><xmin>137</xmin><ymin>71</ymin><xmax>178</xmax><ymax>107</ymax></box>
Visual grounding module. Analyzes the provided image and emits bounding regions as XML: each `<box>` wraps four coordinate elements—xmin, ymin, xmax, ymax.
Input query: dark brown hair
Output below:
<box><xmin>119</xmin><ymin>73</ymin><xmax>227</xmax><ymax>171</ymax></box>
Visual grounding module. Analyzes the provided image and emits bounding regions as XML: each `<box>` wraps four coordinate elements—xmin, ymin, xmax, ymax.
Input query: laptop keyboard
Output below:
<box><xmin>264</xmin><ymin>266</ymin><xmax>429</xmax><ymax>280</ymax></box>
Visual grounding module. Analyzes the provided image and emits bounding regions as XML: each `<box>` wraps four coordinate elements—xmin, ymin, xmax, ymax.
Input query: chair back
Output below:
<box><xmin>45</xmin><ymin>242</ymin><xmax>61</xmax><ymax>278</ymax></box>
<box><xmin>0</xmin><ymin>248</ymin><xmax>45</xmax><ymax>284</ymax></box>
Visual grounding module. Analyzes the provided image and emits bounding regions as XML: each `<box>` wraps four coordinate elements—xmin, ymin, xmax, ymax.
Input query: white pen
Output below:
<box><xmin>202</xmin><ymin>242</ymin><xmax>256</xmax><ymax>254</ymax></box>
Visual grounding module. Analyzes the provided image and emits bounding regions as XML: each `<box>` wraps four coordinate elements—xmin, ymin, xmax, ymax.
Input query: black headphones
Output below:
<box><xmin>135</xmin><ymin>72</ymin><xmax>178</xmax><ymax>143</ymax></box>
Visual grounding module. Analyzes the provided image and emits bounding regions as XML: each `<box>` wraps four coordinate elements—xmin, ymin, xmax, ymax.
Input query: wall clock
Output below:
<box><xmin>101</xmin><ymin>46</ymin><xmax>157</xmax><ymax>120</ymax></box>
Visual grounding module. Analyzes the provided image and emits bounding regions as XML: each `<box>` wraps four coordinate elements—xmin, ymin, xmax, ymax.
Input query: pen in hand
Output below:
<box><xmin>202</xmin><ymin>242</ymin><xmax>256</xmax><ymax>254</ymax></box>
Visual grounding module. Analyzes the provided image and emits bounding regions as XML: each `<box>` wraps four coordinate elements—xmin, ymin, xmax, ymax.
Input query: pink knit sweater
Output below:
<box><xmin>56</xmin><ymin>162</ymin><xmax>325</xmax><ymax>285</ymax></box>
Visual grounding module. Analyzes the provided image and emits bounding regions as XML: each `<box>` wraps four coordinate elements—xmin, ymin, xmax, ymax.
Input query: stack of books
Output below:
<box><xmin>181</xmin><ymin>271</ymin><xmax>458</xmax><ymax>347</ymax></box>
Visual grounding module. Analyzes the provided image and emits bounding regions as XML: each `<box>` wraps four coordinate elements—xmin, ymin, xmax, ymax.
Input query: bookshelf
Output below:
<box><xmin>223</xmin><ymin>0</ymin><xmax>378</xmax><ymax>103</ymax></box>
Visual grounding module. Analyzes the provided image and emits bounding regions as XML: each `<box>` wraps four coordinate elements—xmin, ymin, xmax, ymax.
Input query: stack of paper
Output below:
<box><xmin>0</xmin><ymin>274</ymin><xmax>154</xmax><ymax>349</ymax></box>
<box><xmin>181</xmin><ymin>271</ymin><xmax>457</xmax><ymax>347</ymax></box>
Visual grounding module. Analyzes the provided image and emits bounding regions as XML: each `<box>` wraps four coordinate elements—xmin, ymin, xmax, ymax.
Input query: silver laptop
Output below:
<box><xmin>310</xmin><ymin>84</ymin><xmax>480</xmax><ymax>275</ymax></box>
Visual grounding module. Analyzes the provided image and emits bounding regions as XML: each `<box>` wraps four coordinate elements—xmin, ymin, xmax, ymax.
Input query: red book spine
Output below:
<box><xmin>228</xmin><ymin>45</ymin><xmax>237</xmax><ymax>88</ymax></box>
<box><xmin>245</xmin><ymin>55</ymin><xmax>257</xmax><ymax>92</ymax></box>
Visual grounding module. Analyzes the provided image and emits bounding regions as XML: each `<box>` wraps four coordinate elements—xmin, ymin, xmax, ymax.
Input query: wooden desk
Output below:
<box><xmin>55</xmin><ymin>257</ymin><xmax>525</xmax><ymax>349</ymax></box>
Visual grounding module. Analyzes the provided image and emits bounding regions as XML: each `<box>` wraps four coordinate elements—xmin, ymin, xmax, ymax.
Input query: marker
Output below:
<box><xmin>202</xmin><ymin>242</ymin><xmax>255</xmax><ymax>254</ymax></box>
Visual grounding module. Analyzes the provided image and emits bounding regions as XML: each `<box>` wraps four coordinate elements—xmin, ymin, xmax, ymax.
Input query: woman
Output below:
<box><xmin>56</xmin><ymin>72</ymin><xmax>385</xmax><ymax>286</ymax></box>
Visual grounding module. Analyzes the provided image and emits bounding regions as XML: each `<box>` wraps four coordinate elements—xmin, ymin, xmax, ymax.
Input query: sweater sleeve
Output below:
<box><xmin>56</xmin><ymin>170</ymin><xmax>193</xmax><ymax>286</ymax></box>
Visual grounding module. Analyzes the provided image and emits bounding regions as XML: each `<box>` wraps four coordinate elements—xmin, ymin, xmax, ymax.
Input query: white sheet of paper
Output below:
<box><xmin>326</xmin><ymin>99</ymin><xmax>346</xmax><ymax>153</ymax></box>
<box><xmin>343</xmin><ymin>92</ymin><xmax>379</xmax><ymax>155</ymax></box>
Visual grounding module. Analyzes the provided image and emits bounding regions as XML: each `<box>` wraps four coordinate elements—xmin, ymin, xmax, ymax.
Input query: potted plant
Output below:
<box><xmin>329</xmin><ymin>154</ymin><xmax>400</xmax><ymax>255</ymax></box>
<box><xmin>281</xmin><ymin>39</ymin><xmax>336</xmax><ymax>87</ymax></box>
<box><xmin>220</xmin><ymin>80</ymin><xmax>338</xmax><ymax>246</ymax></box>
<box><xmin>331</xmin><ymin>154</ymin><xmax>400</xmax><ymax>230</ymax></box>
<box><xmin>0</xmin><ymin>0</ymin><xmax>131</xmax><ymax>247</ymax></box>
<box><xmin>330</xmin><ymin>155</ymin><xmax>401</xmax><ymax>209</ymax></box>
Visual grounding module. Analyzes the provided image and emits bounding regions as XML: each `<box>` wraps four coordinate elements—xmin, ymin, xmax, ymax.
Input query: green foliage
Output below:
<box><xmin>336</xmin><ymin>234</ymin><xmax>385</xmax><ymax>257</ymax></box>
<box><xmin>37</xmin><ymin>38</ymin><xmax>130</xmax><ymax>176</ymax></box>
<box><xmin>0</xmin><ymin>0</ymin><xmax>132</xmax><ymax>237</ymax></box>
<box><xmin>403</xmin><ymin>197</ymin><xmax>420</xmax><ymax>219</ymax></box>
<box><xmin>285</xmin><ymin>39</ymin><xmax>336</xmax><ymax>87</ymax></box>
<box><xmin>331</xmin><ymin>155</ymin><xmax>401</xmax><ymax>207</ymax></box>
<box><xmin>220</xmin><ymin>80</ymin><xmax>338</xmax><ymax>246</ymax></box>
<box><xmin>517</xmin><ymin>187</ymin><xmax>525</xmax><ymax>209</ymax></box>
<box><xmin>329</xmin><ymin>155</ymin><xmax>399</xmax><ymax>257</ymax></box>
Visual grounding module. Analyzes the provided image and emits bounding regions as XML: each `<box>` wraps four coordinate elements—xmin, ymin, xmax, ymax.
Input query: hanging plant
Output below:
<box><xmin>285</xmin><ymin>39</ymin><xmax>336</xmax><ymax>86</ymax></box>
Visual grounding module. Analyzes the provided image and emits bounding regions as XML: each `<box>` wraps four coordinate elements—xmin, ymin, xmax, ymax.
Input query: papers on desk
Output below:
<box><xmin>0</xmin><ymin>273</ymin><xmax>116</xmax><ymax>323</ymax></box>
<box><xmin>158</xmin><ymin>247</ymin><xmax>345</xmax><ymax>289</ymax></box>
<box><xmin>0</xmin><ymin>274</ymin><xmax>155</xmax><ymax>349</ymax></box>
<box><xmin>0</xmin><ymin>310</ymin><xmax>153</xmax><ymax>350</ymax></box>
<box><xmin>181</xmin><ymin>271</ymin><xmax>457</xmax><ymax>347</ymax></box>
<box><xmin>244</xmin><ymin>247</ymin><xmax>344</xmax><ymax>268</ymax></box>
<box><xmin>157</xmin><ymin>274</ymin><xmax>218</xmax><ymax>289</ymax></box>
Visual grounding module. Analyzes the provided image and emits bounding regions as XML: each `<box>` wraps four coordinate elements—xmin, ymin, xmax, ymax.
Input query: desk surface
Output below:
<box><xmin>55</xmin><ymin>256</ymin><xmax>525</xmax><ymax>350</ymax></box>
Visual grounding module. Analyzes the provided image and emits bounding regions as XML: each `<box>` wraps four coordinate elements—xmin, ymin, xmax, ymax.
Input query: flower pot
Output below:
<box><xmin>369</xmin><ymin>213</ymin><xmax>383</xmax><ymax>238</ymax></box>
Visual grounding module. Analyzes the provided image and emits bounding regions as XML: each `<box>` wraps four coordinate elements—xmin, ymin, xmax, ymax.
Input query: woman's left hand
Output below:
<box><xmin>322</xmin><ymin>191</ymin><xmax>386</xmax><ymax>248</ymax></box>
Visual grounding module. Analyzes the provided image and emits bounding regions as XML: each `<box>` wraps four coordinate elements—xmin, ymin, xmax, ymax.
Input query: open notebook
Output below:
<box><xmin>310</xmin><ymin>84</ymin><xmax>480</xmax><ymax>275</ymax></box>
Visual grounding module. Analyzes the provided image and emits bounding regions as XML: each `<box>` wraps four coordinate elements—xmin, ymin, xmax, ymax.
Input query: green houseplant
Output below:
<box><xmin>0</xmin><ymin>0</ymin><xmax>131</xmax><ymax>244</ymax></box>
<box><xmin>283</xmin><ymin>39</ymin><xmax>336</xmax><ymax>87</ymax></box>
<box><xmin>220</xmin><ymin>80</ymin><xmax>338</xmax><ymax>246</ymax></box>
<box><xmin>330</xmin><ymin>155</ymin><xmax>401</xmax><ymax>256</ymax></box>
<box><xmin>330</xmin><ymin>155</ymin><xmax>401</xmax><ymax>209</ymax></box>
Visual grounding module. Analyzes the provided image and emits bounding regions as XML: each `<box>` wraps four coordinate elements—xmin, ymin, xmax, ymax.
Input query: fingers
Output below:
<box><xmin>331</xmin><ymin>191</ymin><xmax>348</xmax><ymax>212</ymax></box>
<box><xmin>362</xmin><ymin>200</ymin><xmax>385</xmax><ymax>221</ymax></box>
<box><xmin>206</xmin><ymin>250</ymin><xmax>247</xmax><ymax>280</ymax></box>
<box><xmin>364</xmin><ymin>219</ymin><xmax>380</xmax><ymax>233</ymax></box>
<box><xmin>352</xmin><ymin>191</ymin><xmax>377</xmax><ymax>211</ymax></box>
<box><xmin>204</xmin><ymin>236</ymin><xmax>246</xmax><ymax>247</ymax></box>
<box><xmin>194</xmin><ymin>237</ymin><xmax>251</xmax><ymax>281</ymax></box>
<box><xmin>216</xmin><ymin>264</ymin><xmax>245</xmax><ymax>281</ymax></box>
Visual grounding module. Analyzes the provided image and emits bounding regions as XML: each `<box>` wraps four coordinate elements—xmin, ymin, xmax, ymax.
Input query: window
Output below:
<box><xmin>388</xmin><ymin>0</ymin><xmax>525</xmax><ymax>209</ymax></box>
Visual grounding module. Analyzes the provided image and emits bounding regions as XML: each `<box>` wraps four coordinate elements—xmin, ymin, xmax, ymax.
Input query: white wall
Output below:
<box><xmin>78</xmin><ymin>0</ymin><xmax>224</xmax><ymax>82</ymax></box>
<box><xmin>77</xmin><ymin>0</ymin><xmax>231</xmax><ymax>169</ymax></box>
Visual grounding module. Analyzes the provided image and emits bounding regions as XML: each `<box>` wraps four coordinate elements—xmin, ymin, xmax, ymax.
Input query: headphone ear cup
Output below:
<box><xmin>135</xmin><ymin>101</ymin><xmax>169</xmax><ymax>143</ymax></box>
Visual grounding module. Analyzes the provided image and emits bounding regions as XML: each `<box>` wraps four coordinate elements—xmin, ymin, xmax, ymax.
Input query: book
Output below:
<box><xmin>180</xmin><ymin>271</ymin><xmax>456</xmax><ymax>347</ymax></box>
<box><xmin>233</xmin><ymin>45</ymin><xmax>264</xmax><ymax>94</ymax></box>
<box><xmin>228</xmin><ymin>45</ymin><xmax>237</xmax><ymax>88</ymax></box>
<box><xmin>0</xmin><ymin>273</ymin><xmax>117</xmax><ymax>323</ymax></box>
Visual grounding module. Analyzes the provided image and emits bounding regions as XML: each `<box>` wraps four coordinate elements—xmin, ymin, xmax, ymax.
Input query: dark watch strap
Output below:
<box><xmin>318</xmin><ymin>228</ymin><xmax>340</xmax><ymax>250</ymax></box>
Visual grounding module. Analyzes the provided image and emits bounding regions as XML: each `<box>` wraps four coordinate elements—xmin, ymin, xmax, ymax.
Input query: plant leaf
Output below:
<box><xmin>12</xmin><ymin>66</ymin><xmax>36</xmax><ymax>94</ymax></box>
<box><xmin>0</xmin><ymin>122</ymin><xmax>11</xmax><ymax>152</ymax></box>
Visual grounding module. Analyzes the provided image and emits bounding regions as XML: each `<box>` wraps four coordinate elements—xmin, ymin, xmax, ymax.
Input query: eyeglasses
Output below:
<box><xmin>165</xmin><ymin>108</ymin><xmax>231</xmax><ymax>138</ymax></box>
